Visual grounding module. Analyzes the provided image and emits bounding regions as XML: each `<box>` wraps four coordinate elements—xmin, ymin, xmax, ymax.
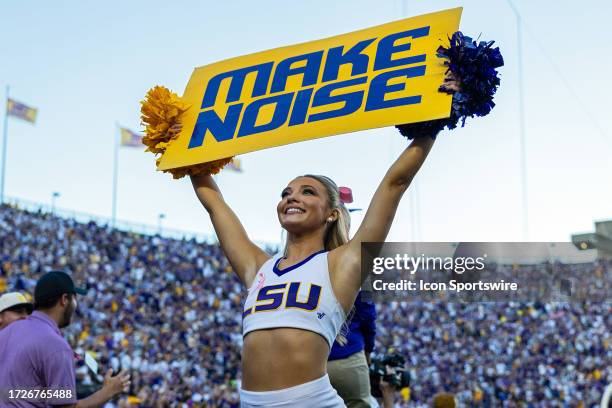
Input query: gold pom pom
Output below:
<box><xmin>140</xmin><ymin>86</ymin><xmax>234</xmax><ymax>179</ymax></box>
<box><xmin>140</xmin><ymin>86</ymin><xmax>190</xmax><ymax>154</ymax></box>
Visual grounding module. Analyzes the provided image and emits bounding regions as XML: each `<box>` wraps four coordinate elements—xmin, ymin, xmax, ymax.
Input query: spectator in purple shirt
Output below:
<box><xmin>0</xmin><ymin>271</ymin><xmax>130</xmax><ymax>407</ymax></box>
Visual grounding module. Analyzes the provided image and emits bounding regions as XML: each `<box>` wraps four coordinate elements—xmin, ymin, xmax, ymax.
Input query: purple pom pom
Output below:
<box><xmin>396</xmin><ymin>31</ymin><xmax>504</xmax><ymax>139</ymax></box>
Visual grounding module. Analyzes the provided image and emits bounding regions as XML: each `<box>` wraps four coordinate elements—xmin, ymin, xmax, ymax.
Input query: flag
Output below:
<box><xmin>120</xmin><ymin>127</ymin><xmax>142</xmax><ymax>147</ymax></box>
<box><xmin>226</xmin><ymin>158</ymin><xmax>242</xmax><ymax>172</ymax></box>
<box><xmin>6</xmin><ymin>98</ymin><xmax>37</xmax><ymax>124</ymax></box>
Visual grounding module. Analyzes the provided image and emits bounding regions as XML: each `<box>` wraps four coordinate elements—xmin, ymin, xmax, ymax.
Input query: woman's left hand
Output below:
<box><xmin>439</xmin><ymin>71</ymin><xmax>462</xmax><ymax>94</ymax></box>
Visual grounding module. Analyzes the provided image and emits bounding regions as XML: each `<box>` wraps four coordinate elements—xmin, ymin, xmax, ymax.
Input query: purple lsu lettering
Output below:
<box><xmin>243</xmin><ymin>282</ymin><xmax>322</xmax><ymax>317</ymax></box>
<box><xmin>189</xmin><ymin>26</ymin><xmax>431</xmax><ymax>148</ymax></box>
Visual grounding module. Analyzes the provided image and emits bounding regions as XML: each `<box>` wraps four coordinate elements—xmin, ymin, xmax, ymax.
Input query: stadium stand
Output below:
<box><xmin>1</xmin><ymin>203</ymin><xmax>610</xmax><ymax>407</ymax></box>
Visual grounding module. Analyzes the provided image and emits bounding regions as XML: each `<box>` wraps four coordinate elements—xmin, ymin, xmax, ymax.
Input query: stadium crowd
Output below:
<box><xmin>0</xmin><ymin>203</ymin><xmax>610</xmax><ymax>407</ymax></box>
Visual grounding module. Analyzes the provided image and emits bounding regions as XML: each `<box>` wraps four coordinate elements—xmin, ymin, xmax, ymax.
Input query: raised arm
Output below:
<box><xmin>329</xmin><ymin>137</ymin><xmax>435</xmax><ymax>304</ymax></box>
<box><xmin>348</xmin><ymin>70</ymin><xmax>461</xmax><ymax>247</ymax></box>
<box><xmin>191</xmin><ymin>173</ymin><xmax>270</xmax><ymax>287</ymax></box>
<box><xmin>351</xmin><ymin>136</ymin><xmax>435</xmax><ymax>245</ymax></box>
<box><xmin>329</xmin><ymin>74</ymin><xmax>460</xmax><ymax>307</ymax></box>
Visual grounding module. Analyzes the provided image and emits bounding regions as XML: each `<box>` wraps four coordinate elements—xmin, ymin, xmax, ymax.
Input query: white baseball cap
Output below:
<box><xmin>0</xmin><ymin>292</ymin><xmax>33</xmax><ymax>313</ymax></box>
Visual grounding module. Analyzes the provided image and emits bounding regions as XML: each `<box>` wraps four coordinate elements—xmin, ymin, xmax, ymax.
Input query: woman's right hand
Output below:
<box><xmin>167</xmin><ymin>123</ymin><xmax>182</xmax><ymax>138</ymax></box>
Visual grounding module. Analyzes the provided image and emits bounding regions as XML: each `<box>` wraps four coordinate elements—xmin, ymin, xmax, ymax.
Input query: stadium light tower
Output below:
<box><xmin>51</xmin><ymin>191</ymin><xmax>60</xmax><ymax>214</ymax></box>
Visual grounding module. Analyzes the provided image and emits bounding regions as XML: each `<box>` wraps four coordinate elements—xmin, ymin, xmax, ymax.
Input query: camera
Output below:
<box><xmin>369</xmin><ymin>353</ymin><xmax>411</xmax><ymax>398</ymax></box>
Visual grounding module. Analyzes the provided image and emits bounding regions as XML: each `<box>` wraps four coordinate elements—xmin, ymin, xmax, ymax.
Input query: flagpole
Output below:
<box><xmin>502</xmin><ymin>0</ymin><xmax>528</xmax><ymax>240</ymax></box>
<box><xmin>1</xmin><ymin>85</ymin><xmax>10</xmax><ymax>204</ymax></box>
<box><xmin>112</xmin><ymin>122</ymin><xmax>119</xmax><ymax>228</ymax></box>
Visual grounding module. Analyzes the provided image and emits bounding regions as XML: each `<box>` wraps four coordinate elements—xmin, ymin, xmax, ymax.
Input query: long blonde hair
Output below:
<box><xmin>302</xmin><ymin>174</ymin><xmax>351</xmax><ymax>251</ymax></box>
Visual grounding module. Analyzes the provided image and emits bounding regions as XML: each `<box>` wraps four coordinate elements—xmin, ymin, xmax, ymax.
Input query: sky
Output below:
<box><xmin>1</xmin><ymin>0</ymin><xmax>610</xmax><ymax>245</ymax></box>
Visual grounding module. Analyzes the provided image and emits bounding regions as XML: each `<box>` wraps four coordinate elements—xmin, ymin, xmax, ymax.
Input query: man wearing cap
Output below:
<box><xmin>0</xmin><ymin>271</ymin><xmax>130</xmax><ymax>407</ymax></box>
<box><xmin>0</xmin><ymin>292</ymin><xmax>33</xmax><ymax>330</ymax></box>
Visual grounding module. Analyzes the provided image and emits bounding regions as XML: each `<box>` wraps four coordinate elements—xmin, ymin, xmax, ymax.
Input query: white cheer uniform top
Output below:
<box><xmin>242</xmin><ymin>250</ymin><xmax>346</xmax><ymax>347</ymax></box>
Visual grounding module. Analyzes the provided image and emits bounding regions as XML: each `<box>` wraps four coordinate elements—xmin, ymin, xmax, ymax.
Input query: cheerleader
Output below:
<box><xmin>168</xmin><ymin>72</ymin><xmax>462</xmax><ymax>408</ymax></box>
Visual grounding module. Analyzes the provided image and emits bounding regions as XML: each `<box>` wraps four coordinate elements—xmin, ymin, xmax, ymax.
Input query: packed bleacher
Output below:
<box><xmin>1</xmin><ymin>203</ymin><xmax>610</xmax><ymax>407</ymax></box>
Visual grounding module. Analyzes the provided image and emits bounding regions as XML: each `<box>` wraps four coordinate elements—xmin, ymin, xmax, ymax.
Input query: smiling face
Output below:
<box><xmin>277</xmin><ymin>176</ymin><xmax>335</xmax><ymax>234</ymax></box>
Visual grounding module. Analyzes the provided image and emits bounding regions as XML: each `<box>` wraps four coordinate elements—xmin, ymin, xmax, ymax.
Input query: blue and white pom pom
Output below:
<box><xmin>396</xmin><ymin>31</ymin><xmax>504</xmax><ymax>139</ymax></box>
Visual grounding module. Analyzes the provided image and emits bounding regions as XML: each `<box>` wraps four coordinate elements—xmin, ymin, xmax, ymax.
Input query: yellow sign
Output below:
<box><xmin>158</xmin><ymin>8</ymin><xmax>462</xmax><ymax>171</ymax></box>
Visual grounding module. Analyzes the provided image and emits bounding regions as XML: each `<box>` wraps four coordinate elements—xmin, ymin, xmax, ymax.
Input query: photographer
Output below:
<box><xmin>369</xmin><ymin>353</ymin><xmax>411</xmax><ymax>408</ymax></box>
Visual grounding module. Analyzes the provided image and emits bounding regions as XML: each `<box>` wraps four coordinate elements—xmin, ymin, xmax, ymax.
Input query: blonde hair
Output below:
<box><xmin>302</xmin><ymin>174</ymin><xmax>351</xmax><ymax>251</ymax></box>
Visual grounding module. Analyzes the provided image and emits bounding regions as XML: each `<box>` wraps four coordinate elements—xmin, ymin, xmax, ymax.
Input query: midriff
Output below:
<box><xmin>241</xmin><ymin>327</ymin><xmax>330</xmax><ymax>391</ymax></box>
